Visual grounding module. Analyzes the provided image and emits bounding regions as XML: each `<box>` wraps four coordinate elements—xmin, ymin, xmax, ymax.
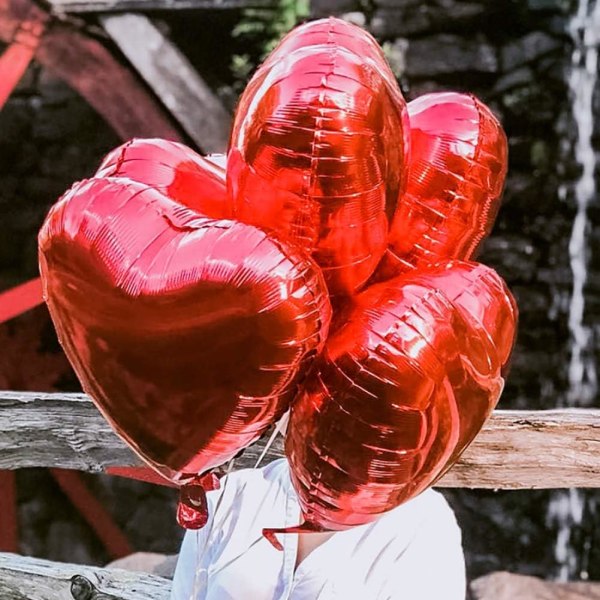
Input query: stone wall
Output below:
<box><xmin>1</xmin><ymin>0</ymin><xmax>598</xmax><ymax>585</ymax></box>
<box><xmin>0</xmin><ymin>67</ymin><xmax>118</xmax><ymax>289</ymax></box>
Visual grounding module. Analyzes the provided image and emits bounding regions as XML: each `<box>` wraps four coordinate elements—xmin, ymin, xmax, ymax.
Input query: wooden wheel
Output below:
<box><xmin>0</xmin><ymin>0</ymin><xmax>230</xmax><ymax>555</ymax></box>
<box><xmin>0</xmin><ymin>0</ymin><xmax>186</xmax><ymax>140</ymax></box>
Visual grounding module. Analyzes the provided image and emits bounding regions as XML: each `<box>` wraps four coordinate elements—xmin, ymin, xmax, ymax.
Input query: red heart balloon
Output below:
<box><xmin>227</xmin><ymin>17</ymin><xmax>410</xmax><ymax>295</ymax></box>
<box><xmin>39</xmin><ymin>160</ymin><xmax>331</xmax><ymax>486</ymax></box>
<box><xmin>270</xmin><ymin>261</ymin><xmax>516</xmax><ymax>534</ymax></box>
<box><xmin>96</xmin><ymin>138</ymin><xmax>230</xmax><ymax>219</ymax></box>
<box><xmin>374</xmin><ymin>92</ymin><xmax>507</xmax><ymax>282</ymax></box>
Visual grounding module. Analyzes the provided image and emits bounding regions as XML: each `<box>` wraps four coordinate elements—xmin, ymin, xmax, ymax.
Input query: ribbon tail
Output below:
<box><xmin>262</xmin><ymin>520</ymin><xmax>326</xmax><ymax>551</ymax></box>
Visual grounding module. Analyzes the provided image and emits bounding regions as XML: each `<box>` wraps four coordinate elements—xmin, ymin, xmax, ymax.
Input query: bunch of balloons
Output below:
<box><xmin>38</xmin><ymin>17</ymin><xmax>517</xmax><ymax>538</ymax></box>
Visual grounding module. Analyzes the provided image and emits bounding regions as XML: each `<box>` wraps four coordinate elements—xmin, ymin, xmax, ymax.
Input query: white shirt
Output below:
<box><xmin>171</xmin><ymin>459</ymin><xmax>465</xmax><ymax>600</ymax></box>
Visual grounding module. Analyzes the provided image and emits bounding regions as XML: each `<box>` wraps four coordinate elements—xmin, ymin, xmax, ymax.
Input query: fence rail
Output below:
<box><xmin>46</xmin><ymin>0</ymin><xmax>278</xmax><ymax>13</ymax></box>
<box><xmin>0</xmin><ymin>552</ymin><xmax>170</xmax><ymax>600</ymax></box>
<box><xmin>1</xmin><ymin>391</ymin><xmax>600</xmax><ymax>489</ymax></box>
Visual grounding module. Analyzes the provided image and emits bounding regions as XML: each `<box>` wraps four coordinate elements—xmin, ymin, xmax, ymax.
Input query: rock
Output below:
<box><xmin>537</xmin><ymin>57</ymin><xmax>568</xmax><ymax>86</ymax></box>
<box><xmin>501</xmin><ymin>83</ymin><xmax>559</xmax><ymax>123</ymax></box>
<box><xmin>39</xmin><ymin>143</ymin><xmax>103</xmax><ymax>182</ymax></box>
<box><xmin>405</xmin><ymin>35</ymin><xmax>498</xmax><ymax>77</ymax></box>
<box><xmin>501</xmin><ymin>31</ymin><xmax>563</xmax><ymax>71</ymax></box>
<box><xmin>310</xmin><ymin>0</ymin><xmax>358</xmax><ymax>17</ymax></box>
<box><xmin>509</xmin><ymin>285</ymin><xmax>550</xmax><ymax>318</ymax></box>
<box><xmin>13</xmin><ymin>63</ymin><xmax>38</xmax><ymax>95</ymax></box>
<box><xmin>340</xmin><ymin>11</ymin><xmax>367</xmax><ymax>27</ymax></box>
<box><xmin>21</xmin><ymin>176</ymin><xmax>67</xmax><ymax>207</ymax></box>
<box><xmin>32</xmin><ymin>100</ymin><xmax>86</xmax><ymax>143</ymax></box>
<box><xmin>7</xmin><ymin>205</ymin><xmax>46</xmax><ymax>233</ymax></box>
<box><xmin>85</xmin><ymin>474</ymin><xmax>162</xmax><ymax>524</ymax></box>
<box><xmin>18</xmin><ymin>498</ymin><xmax>51</xmax><ymax>531</ymax></box>
<box><xmin>526</xmin><ymin>0</ymin><xmax>565</xmax><ymax>11</ymax></box>
<box><xmin>508</xmin><ymin>137</ymin><xmax>536</xmax><ymax>168</ymax></box>
<box><xmin>0</xmin><ymin>101</ymin><xmax>31</xmax><ymax>150</ymax></box>
<box><xmin>444</xmin><ymin>488</ymin><xmax>561</xmax><ymax>576</ymax></box>
<box><xmin>593</xmin><ymin>80</ymin><xmax>600</xmax><ymax>143</ymax></box>
<box><xmin>471</xmin><ymin>571</ymin><xmax>600</xmax><ymax>599</ymax></box>
<box><xmin>375</xmin><ymin>0</ymin><xmax>421</xmax><ymax>7</ymax></box>
<box><xmin>370</xmin><ymin>7</ymin><xmax>432</xmax><ymax>38</ymax></box>
<box><xmin>493</xmin><ymin>66</ymin><xmax>534</xmax><ymax>93</ymax></box>
<box><xmin>125</xmin><ymin>496</ymin><xmax>183</xmax><ymax>554</ymax></box>
<box><xmin>546</xmin><ymin>15</ymin><xmax>569</xmax><ymax>37</ymax></box>
<box><xmin>106</xmin><ymin>552</ymin><xmax>178</xmax><ymax>578</ymax></box>
<box><xmin>480</xmin><ymin>235</ymin><xmax>540</xmax><ymax>283</ymax></box>
<box><xmin>0</xmin><ymin>228</ymin><xmax>24</xmax><ymax>270</ymax></box>
<box><xmin>0</xmin><ymin>175</ymin><xmax>18</xmax><ymax>205</ymax></box>
<box><xmin>501</xmin><ymin>170</ymin><xmax>538</xmax><ymax>202</ymax></box>
<box><xmin>38</xmin><ymin>69</ymin><xmax>77</xmax><ymax>105</ymax></box>
<box><xmin>405</xmin><ymin>80</ymin><xmax>445</xmax><ymax>100</ymax></box>
<box><xmin>47</xmin><ymin>520</ymin><xmax>100</xmax><ymax>565</ymax></box>
<box><xmin>370</xmin><ymin>2</ymin><xmax>486</xmax><ymax>38</ymax></box>
<box><xmin>155</xmin><ymin>555</ymin><xmax>179</xmax><ymax>579</ymax></box>
<box><xmin>10</xmin><ymin>141</ymin><xmax>40</xmax><ymax>176</ymax></box>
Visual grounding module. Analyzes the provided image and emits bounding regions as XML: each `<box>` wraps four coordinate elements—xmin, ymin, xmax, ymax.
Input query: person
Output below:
<box><xmin>171</xmin><ymin>458</ymin><xmax>466</xmax><ymax>599</ymax></box>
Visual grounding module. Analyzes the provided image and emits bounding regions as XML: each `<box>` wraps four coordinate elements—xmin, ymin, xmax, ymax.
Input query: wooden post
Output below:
<box><xmin>100</xmin><ymin>13</ymin><xmax>231</xmax><ymax>153</ymax></box>
<box><xmin>0</xmin><ymin>472</ymin><xmax>18</xmax><ymax>553</ymax></box>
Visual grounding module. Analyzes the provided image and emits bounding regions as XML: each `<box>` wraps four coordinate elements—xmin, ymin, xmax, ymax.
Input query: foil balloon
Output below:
<box><xmin>39</xmin><ymin>150</ymin><xmax>331</xmax><ymax>528</ymax></box>
<box><xmin>96</xmin><ymin>138</ymin><xmax>229</xmax><ymax>219</ymax></box>
<box><xmin>375</xmin><ymin>92</ymin><xmax>507</xmax><ymax>282</ymax></box>
<box><xmin>227</xmin><ymin>17</ymin><xmax>410</xmax><ymax>295</ymax></box>
<box><xmin>266</xmin><ymin>261</ymin><xmax>516</xmax><ymax>539</ymax></box>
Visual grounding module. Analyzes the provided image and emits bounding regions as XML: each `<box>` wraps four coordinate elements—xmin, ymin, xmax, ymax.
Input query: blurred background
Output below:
<box><xmin>0</xmin><ymin>0</ymin><xmax>598</xmax><ymax>592</ymax></box>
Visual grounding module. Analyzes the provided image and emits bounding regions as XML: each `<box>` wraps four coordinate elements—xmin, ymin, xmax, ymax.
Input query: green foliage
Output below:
<box><xmin>231</xmin><ymin>0</ymin><xmax>310</xmax><ymax>88</ymax></box>
<box><xmin>531</xmin><ymin>139</ymin><xmax>550</xmax><ymax>171</ymax></box>
<box><xmin>231</xmin><ymin>53</ymin><xmax>254</xmax><ymax>84</ymax></box>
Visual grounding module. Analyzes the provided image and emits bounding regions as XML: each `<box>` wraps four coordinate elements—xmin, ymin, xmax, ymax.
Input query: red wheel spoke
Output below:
<box><xmin>0</xmin><ymin>19</ymin><xmax>45</xmax><ymax>110</ymax></box>
<box><xmin>0</xmin><ymin>278</ymin><xmax>44</xmax><ymax>324</ymax></box>
<box><xmin>0</xmin><ymin>471</ymin><xmax>18</xmax><ymax>552</ymax></box>
<box><xmin>50</xmin><ymin>469</ymin><xmax>133</xmax><ymax>560</ymax></box>
<box><xmin>105</xmin><ymin>466</ymin><xmax>177</xmax><ymax>488</ymax></box>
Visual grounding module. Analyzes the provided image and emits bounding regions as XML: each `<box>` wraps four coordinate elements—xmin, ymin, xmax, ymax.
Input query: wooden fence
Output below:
<box><xmin>2</xmin><ymin>392</ymin><xmax>600</xmax><ymax>489</ymax></box>
<box><xmin>1</xmin><ymin>392</ymin><xmax>600</xmax><ymax>599</ymax></box>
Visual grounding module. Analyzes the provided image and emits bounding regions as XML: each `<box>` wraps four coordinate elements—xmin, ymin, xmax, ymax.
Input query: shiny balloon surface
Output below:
<box><xmin>227</xmin><ymin>17</ymin><xmax>410</xmax><ymax>295</ymax></box>
<box><xmin>39</xmin><ymin>151</ymin><xmax>331</xmax><ymax>486</ymax></box>
<box><xmin>38</xmin><ymin>17</ymin><xmax>518</xmax><ymax>540</ymax></box>
<box><xmin>96</xmin><ymin>138</ymin><xmax>229</xmax><ymax>219</ymax></box>
<box><xmin>376</xmin><ymin>92</ymin><xmax>507</xmax><ymax>281</ymax></box>
<box><xmin>284</xmin><ymin>261</ymin><xmax>517</xmax><ymax>531</ymax></box>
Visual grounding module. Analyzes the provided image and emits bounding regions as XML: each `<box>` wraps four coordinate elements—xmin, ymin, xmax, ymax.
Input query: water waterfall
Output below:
<box><xmin>547</xmin><ymin>0</ymin><xmax>600</xmax><ymax>581</ymax></box>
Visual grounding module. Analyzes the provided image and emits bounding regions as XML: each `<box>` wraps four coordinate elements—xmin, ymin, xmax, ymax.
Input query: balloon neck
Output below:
<box><xmin>176</xmin><ymin>472</ymin><xmax>220</xmax><ymax>529</ymax></box>
<box><xmin>262</xmin><ymin>520</ymin><xmax>328</xmax><ymax>551</ymax></box>
<box><xmin>199</xmin><ymin>471</ymin><xmax>221</xmax><ymax>491</ymax></box>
